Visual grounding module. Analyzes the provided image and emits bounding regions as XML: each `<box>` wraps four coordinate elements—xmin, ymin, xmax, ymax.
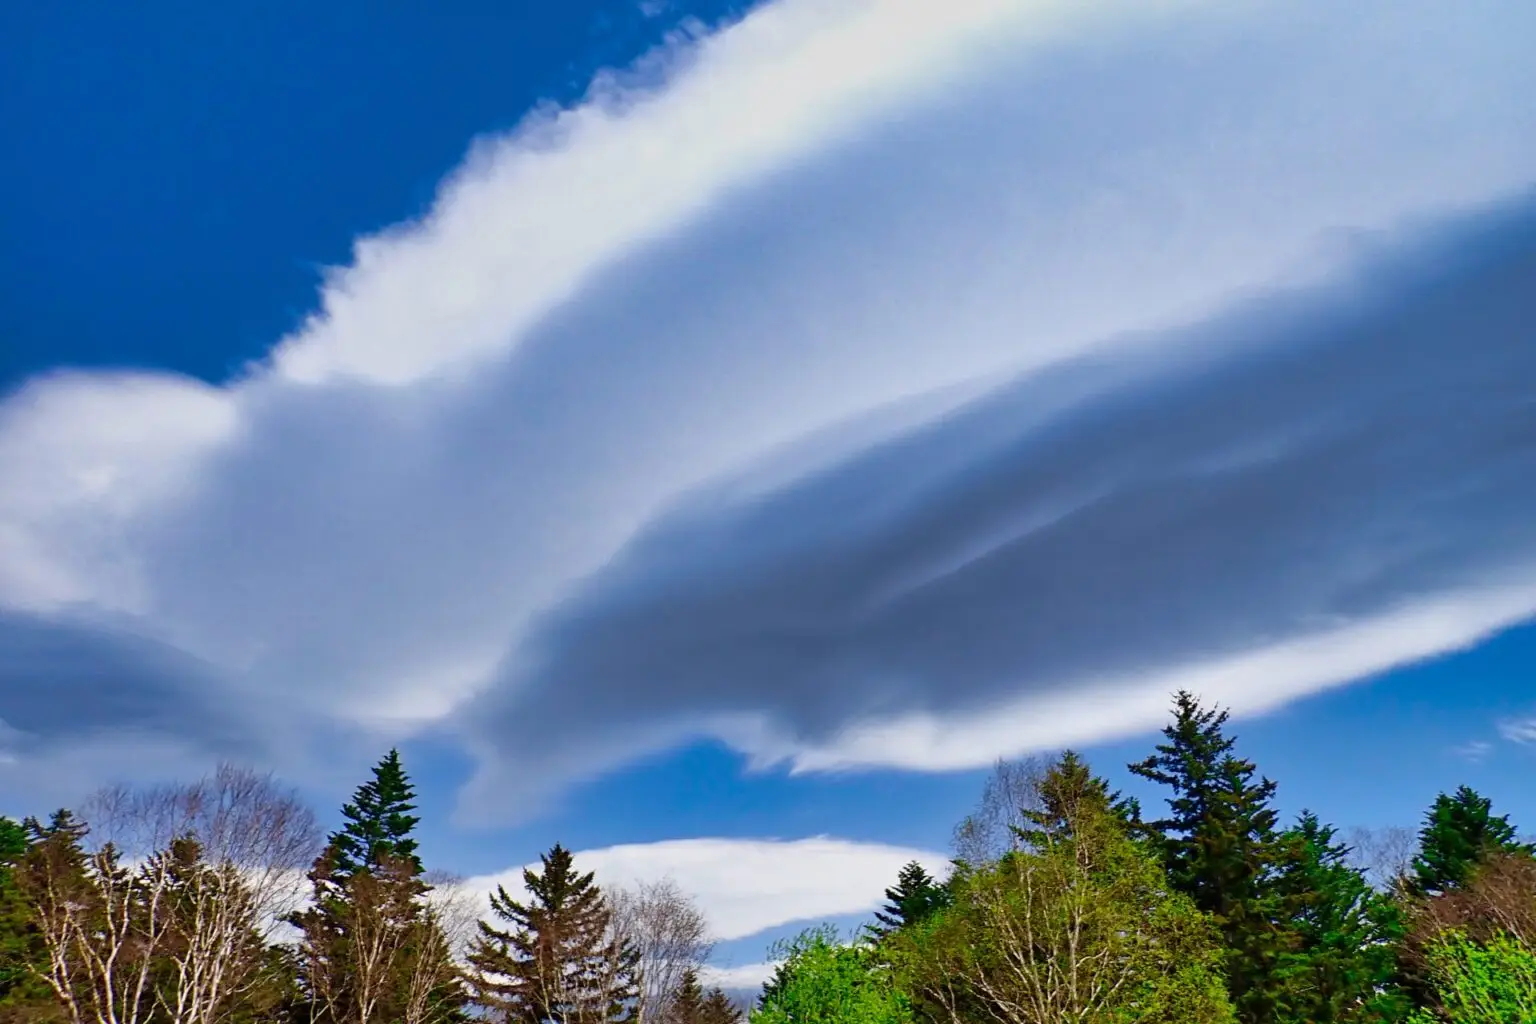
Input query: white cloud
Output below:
<box><xmin>700</xmin><ymin>961</ymin><xmax>777</xmax><ymax>993</ymax></box>
<box><xmin>268</xmin><ymin>0</ymin><xmax>1177</xmax><ymax>389</ymax></box>
<box><xmin>1498</xmin><ymin>716</ymin><xmax>1536</xmax><ymax>745</ymax></box>
<box><xmin>0</xmin><ymin>0</ymin><xmax>1534</xmax><ymax>812</ymax></box>
<box><xmin>461</xmin><ymin>836</ymin><xmax>949</xmax><ymax>942</ymax></box>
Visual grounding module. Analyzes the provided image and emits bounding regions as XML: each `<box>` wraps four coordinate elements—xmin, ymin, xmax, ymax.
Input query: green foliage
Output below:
<box><xmin>466</xmin><ymin>843</ymin><xmax>637</xmax><ymax>1023</ymax></box>
<box><xmin>752</xmin><ymin>926</ymin><xmax>911</xmax><ymax>1024</ymax></box>
<box><xmin>329</xmin><ymin>749</ymin><xmax>424</xmax><ymax>880</ymax></box>
<box><xmin>890</xmin><ymin>753</ymin><xmax>1235</xmax><ymax>1024</ymax></box>
<box><xmin>1129</xmin><ymin>691</ymin><xmax>1296</xmax><ymax>1024</ymax></box>
<box><xmin>865</xmin><ymin>861</ymin><xmax>950</xmax><ymax>941</ymax></box>
<box><xmin>1404</xmin><ymin>931</ymin><xmax>1536</xmax><ymax>1023</ymax></box>
<box><xmin>1272</xmin><ymin>811</ymin><xmax>1408</xmax><ymax>1023</ymax></box>
<box><xmin>1410</xmin><ymin>786</ymin><xmax>1533</xmax><ymax>897</ymax></box>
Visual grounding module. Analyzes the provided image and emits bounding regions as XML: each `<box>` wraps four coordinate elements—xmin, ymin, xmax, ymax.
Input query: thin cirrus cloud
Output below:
<box><xmin>0</xmin><ymin>0</ymin><xmax>1534</xmax><ymax>815</ymax></box>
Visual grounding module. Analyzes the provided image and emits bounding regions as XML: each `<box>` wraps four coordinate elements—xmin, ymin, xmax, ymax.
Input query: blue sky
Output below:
<box><xmin>4</xmin><ymin>0</ymin><xmax>1536</xmax><ymax>990</ymax></box>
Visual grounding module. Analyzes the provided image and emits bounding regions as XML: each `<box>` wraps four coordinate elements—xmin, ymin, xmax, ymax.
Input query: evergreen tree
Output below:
<box><xmin>669</xmin><ymin>968</ymin><xmax>707</xmax><ymax>1023</ymax></box>
<box><xmin>698</xmin><ymin>988</ymin><xmax>742</xmax><ymax>1024</ymax></box>
<box><xmin>865</xmin><ymin>862</ymin><xmax>949</xmax><ymax>940</ymax></box>
<box><xmin>293</xmin><ymin>752</ymin><xmax>462</xmax><ymax>1024</ymax></box>
<box><xmin>0</xmin><ymin>816</ymin><xmax>55</xmax><ymax>1021</ymax></box>
<box><xmin>1409</xmin><ymin>786</ymin><xmax>1532</xmax><ymax>897</ymax></box>
<box><xmin>329</xmin><ymin>749</ymin><xmax>424</xmax><ymax>880</ymax></box>
<box><xmin>669</xmin><ymin>968</ymin><xmax>741</xmax><ymax>1024</ymax></box>
<box><xmin>466</xmin><ymin>843</ymin><xmax>637</xmax><ymax>1024</ymax></box>
<box><xmin>1271</xmin><ymin>811</ymin><xmax>1407</xmax><ymax>1023</ymax></box>
<box><xmin>1129</xmin><ymin>691</ymin><xmax>1295</xmax><ymax>1024</ymax></box>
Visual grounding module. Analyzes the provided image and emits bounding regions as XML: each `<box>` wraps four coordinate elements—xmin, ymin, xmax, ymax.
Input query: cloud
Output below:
<box><xmin>461</xmin><ymin>836</ymin><xmax>948</xmax><ymax>943</ymax></box>
<box><xmin>1498</xmin><ymin>717</ymin><xmax>1536</xmax><ymax>745</ymax></box>
<box><xmin>1452</xmin><ymin>740</ymin><xmax>1494</xmax><ymax>763</ymax></box>
<box><xmin>699</xmin><ymin>961</ymin><xmax>776</xmax><ymax>995</ymax></box>
<box><xmin>0</xmin><ymin>0</ymin><xmax>1535</xmax><ymax>813</ymax></box>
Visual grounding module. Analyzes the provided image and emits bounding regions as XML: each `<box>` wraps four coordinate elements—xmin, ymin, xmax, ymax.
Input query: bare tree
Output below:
<box><xmin>20</xmin><ymin>767</ymin><xmax>320</xmax><ymax>1024</ymax></box>
<box><xmin>604</xmin><ymin>879</ymin><xmax>712</xmax><ymax>1024</ymax></box>
<box><xmin>1346</xmin><ymin>825</ymin><xmax>1417</xmax><ymax>892</ymax></box>
<box><xmin>952</xmin><ymin>757</ymin><xmax>1051</xmax><ymax>867</ymax></box>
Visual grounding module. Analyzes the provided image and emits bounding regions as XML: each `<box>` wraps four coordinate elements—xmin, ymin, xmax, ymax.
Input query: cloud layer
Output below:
<box><xmin>1</xmin><ymin>0</ymin><xmax>1535</xmax><ymax>814</ymax></box>
<box><xmin>462</xmin><ymin>835</ymin><xmax>948</xmax><ymax>943</ymax></box>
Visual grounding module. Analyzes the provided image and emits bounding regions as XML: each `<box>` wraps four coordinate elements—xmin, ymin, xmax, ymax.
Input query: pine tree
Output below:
<box><xmin>866</xmin><ymin>862</ymin><xmax>950</xmax><ymax>940</ymax></box>
<box><xmin>1409</xmin><ymin>786</ymin><xmax>1532</xmax><ymax>897</ymax></box>
<box><xmin>667</xmin><ymin>968</ymin><xmax>740</xmax><ymax>1024</ymax></box>
<box><xmin>466</xmin><ymin>844</ymin><xmax>638</xmax><ymax>1024</ymax></box>
<box><xmin>1129</xmin><ymin>691</ymin><xmax>1295</xmax><ymax>1024</ymax></box>
<box><xmin>293</xmin><ymin>752</ymin><xmax>461</xmax><ymax>1024</ymax></box>
<box><xmin>698</xmin><ymin>987</ymin><xmax>741</xmax><ymax>1024</ymax></box>
<box><xmin>668</xmin><ymin>968</ymin><xmax>706</xmax><ymax>1023</ymax></box>
<box><xmin>0</xmin><ymin>816</ymin><xmax>54</xmax><ymax>1020</ymax></box>
<box><xmin>329</xmin><ymin>749</ymin><xmax>424</xmax><ymax>880</ymax></box>
<box><xmin>1271</xmin><ymin>812</ymin><xmax>1407</xmax><ymax>1023</ymax></box>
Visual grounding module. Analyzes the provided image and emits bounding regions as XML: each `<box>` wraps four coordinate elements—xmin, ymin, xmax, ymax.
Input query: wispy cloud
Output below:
<box><xmin>0</xmin><ymin>0</ymin><xmax>1534</xmax><ymax>814</ymax></box>
<box><xmin>1451</xmin><ymin>740</ymin><xmax>1494</xmax><ymax>763</ymax></box>
<box><xmin>1498</xmin><ymin>716</ymin><xmax>1536</xmax><ymax>745</ymax></box>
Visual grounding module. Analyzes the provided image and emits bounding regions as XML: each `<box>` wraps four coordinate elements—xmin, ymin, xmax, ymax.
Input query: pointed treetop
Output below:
<box><xmin>1411</xmin><ymin>785</ymin><xmax>1533</xmax><ymax>896</ymax></box>
<box><xmin>867</xmin><ymin>860</ymin><xmax>950</xmax><ymax>939</ymax></box>
<box><xmin>329</xmin><ymin>748</ymin><xmax>423</xmax><ymax>879</ymax></box>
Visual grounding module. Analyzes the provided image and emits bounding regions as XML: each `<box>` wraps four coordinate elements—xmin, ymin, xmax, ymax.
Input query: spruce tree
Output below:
<box><xmin>1129</xmin><ymin>691</ymin><xmax>1295</xmax><ymax>1024</ymax></box>
<box><xmin>669</xmin><ymin>968</ymin><xmax>706</xmax><ymax>1023</ymax></box>
<box><xmin>698</xmin><ymin>987</ymin><xmax>742</xmax><ymax>1024</ymax></box>
<box><xmin>866</xmin><ymin>862</ymin><xmax>950</xmax><ymax>939</ymax></box>
<box><xmin>0</xmin><ymin>816</ymin><xmax>54</xmax><ymax>1018</ymax></box>
<box><xmin>329</xmin><ymin>749</ymin><xmax>424</xmax><ymax>880</ymax></box>
<box><xmin>466</xmin><ymin>843</ymin><xmax>638</xmax><ymax>1023</ymax></box>
<box><xmin>1409</xmin><ymin>786</ymin><xmax>1532</xmax><ymax>897</ymax></box>
<box><xmin>293</xmin><ymin>751</ymin><xmax>462</xmax><ymax>1024</ymax></box>
<box><xmin>1271</xmin><ymin>812</ymin><xmax>1407</xmax><ymax>1023</ymax></box>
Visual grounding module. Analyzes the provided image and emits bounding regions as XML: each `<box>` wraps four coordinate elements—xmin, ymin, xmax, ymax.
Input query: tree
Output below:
<box><xmin>329</xmin><ymin>750</ymin><xmax>423</xmax><ymax>882</ymax></box>
<box><xmin>293</xmin><ymin>753</ymin><xmax>462</xmax><ymax>1024</ymax></box>
<box><xmin>605</xmin><ymin>878</ymin><xmax>711</xmax><ymax>1023</ymax></box>
<box><xmin>697</xmin><ymin>989</ymin><xmax>741</xmax><ymax>1024</ymax></box>
<box><xmin>668</xmin><ymin>969</ymin><xmax>740</xmax><ymax>1024</ymax></box>
<box><xmin>1271</xmin><ymin>812</ymin><xmax>1407</xmax><ymax>1023</ymax></box>
<box><xmin>865</xmin><ymin>862</ymin><xmax>949</xmax><ymax>941</ymax></box>
<box><xmin>891</xmin><ymin>752</ymin><xmax>1235</xmax><ymax>1024</ymax></box>
<box><xmin>1129</xmin><ymin>691</ymin><xmax>1295</xmax><ymax>1024</ymax></box>
<box><xmin>1410</xmin><ymin>787</ymin><xmax>1532</xmax><ymax>897</ymax></box>
<box><xmin>1404</xmin><ymin>931</ymin><xmax>1536</xmax><ymax>1023</ymax></box>
<box><xmin>0</xmin><ymin>816</ymin><xmax>55</xmax><ymax>1021</ymax></box>
<box><xmin>752</xmin><ymin>927</ymin><xmax>910</xmax><ymax>1024</ymax></box>
<box><xmin>466</xmin><ymin>844</ymin><xmax>637</xmax><ymax>1023</ymax></box>
<box><xmin>89</xmin><ymin>766</ymin><xmax>322</xmax><ymax>1024</ymax></box>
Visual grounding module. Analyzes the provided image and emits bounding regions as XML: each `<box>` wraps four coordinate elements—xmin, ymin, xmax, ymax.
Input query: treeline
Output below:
<box><xmin>0</xmin><ymin>752</ymin><xmax>739</xmax><ymax>1024</ymax></box>
<box><xmin>757</xmin><ymin>692</ymin><xmax>1536</xmax><ymax>1023</ymax></box>
<box><xmin>2</xmin><ymin>691</ymin><xmax>1533</xmax><ymax>1024</ymax></box>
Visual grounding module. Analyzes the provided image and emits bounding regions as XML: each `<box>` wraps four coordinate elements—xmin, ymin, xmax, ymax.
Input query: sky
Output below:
<box><xmin>3</xmin><ymin>0</ymin><xmax>1536</xmax><ymax>992</ymax></box>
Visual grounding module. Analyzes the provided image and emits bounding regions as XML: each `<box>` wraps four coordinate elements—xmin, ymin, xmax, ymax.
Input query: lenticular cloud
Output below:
<box><xmin>0</xmin><ymin>0</ymin><xmax>1534</xmax><ymax>818</ymax></box>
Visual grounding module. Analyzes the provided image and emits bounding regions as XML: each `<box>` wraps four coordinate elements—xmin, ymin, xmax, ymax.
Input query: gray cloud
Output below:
<box><xmin>455</xmin><ymin>195</ymin><xmax>1536</xmax><ymax>815</ymax></box>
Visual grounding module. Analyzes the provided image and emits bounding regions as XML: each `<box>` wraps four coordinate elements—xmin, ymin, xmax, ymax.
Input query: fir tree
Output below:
<box><xmin>1129</xmin><ymin>691</ymin><xmax>1295</xmax><ymax>1024</ymax></box>
<box><xmin>466</xmin><ymin>843</ymin><xmax>638</xmax><ymax>1024</ymax></box>
<box><xmin>866</xmin><ymin>862</ymin><xmax>950</xmax><ymax>940</ymax></box>
<box><xmin>1409</xmin><ymin>786</ymin><xmax>1532</xmax><ymax>897</ymax></box>
<box><xmin>329</xmin><ymin>749</ymin><xmax>424</xmax><ymax>880</ymax></box>
<box><xmin>0</xmin><ymin>816</ymin><xmax>54</xmax><ymax>1020</ymax></box>
<box><xmin>698</xmin><ymin>987</ymin><xmax>742</xmax><ymax>1024</ymax></box>
<box><xmin>1271</xmin><ymin>811</ymin><xmax>1408</xmax><ymax>1024</ymax></box>
<box><xmin>667</xmin><ymin>968</ymin><xmax>741</xmax><ymax>1024</ymax></box>
<box><xmin>669</xmin><ymin>968</ymin><xmax>706</xmax><ymax>1023</ymax></box>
